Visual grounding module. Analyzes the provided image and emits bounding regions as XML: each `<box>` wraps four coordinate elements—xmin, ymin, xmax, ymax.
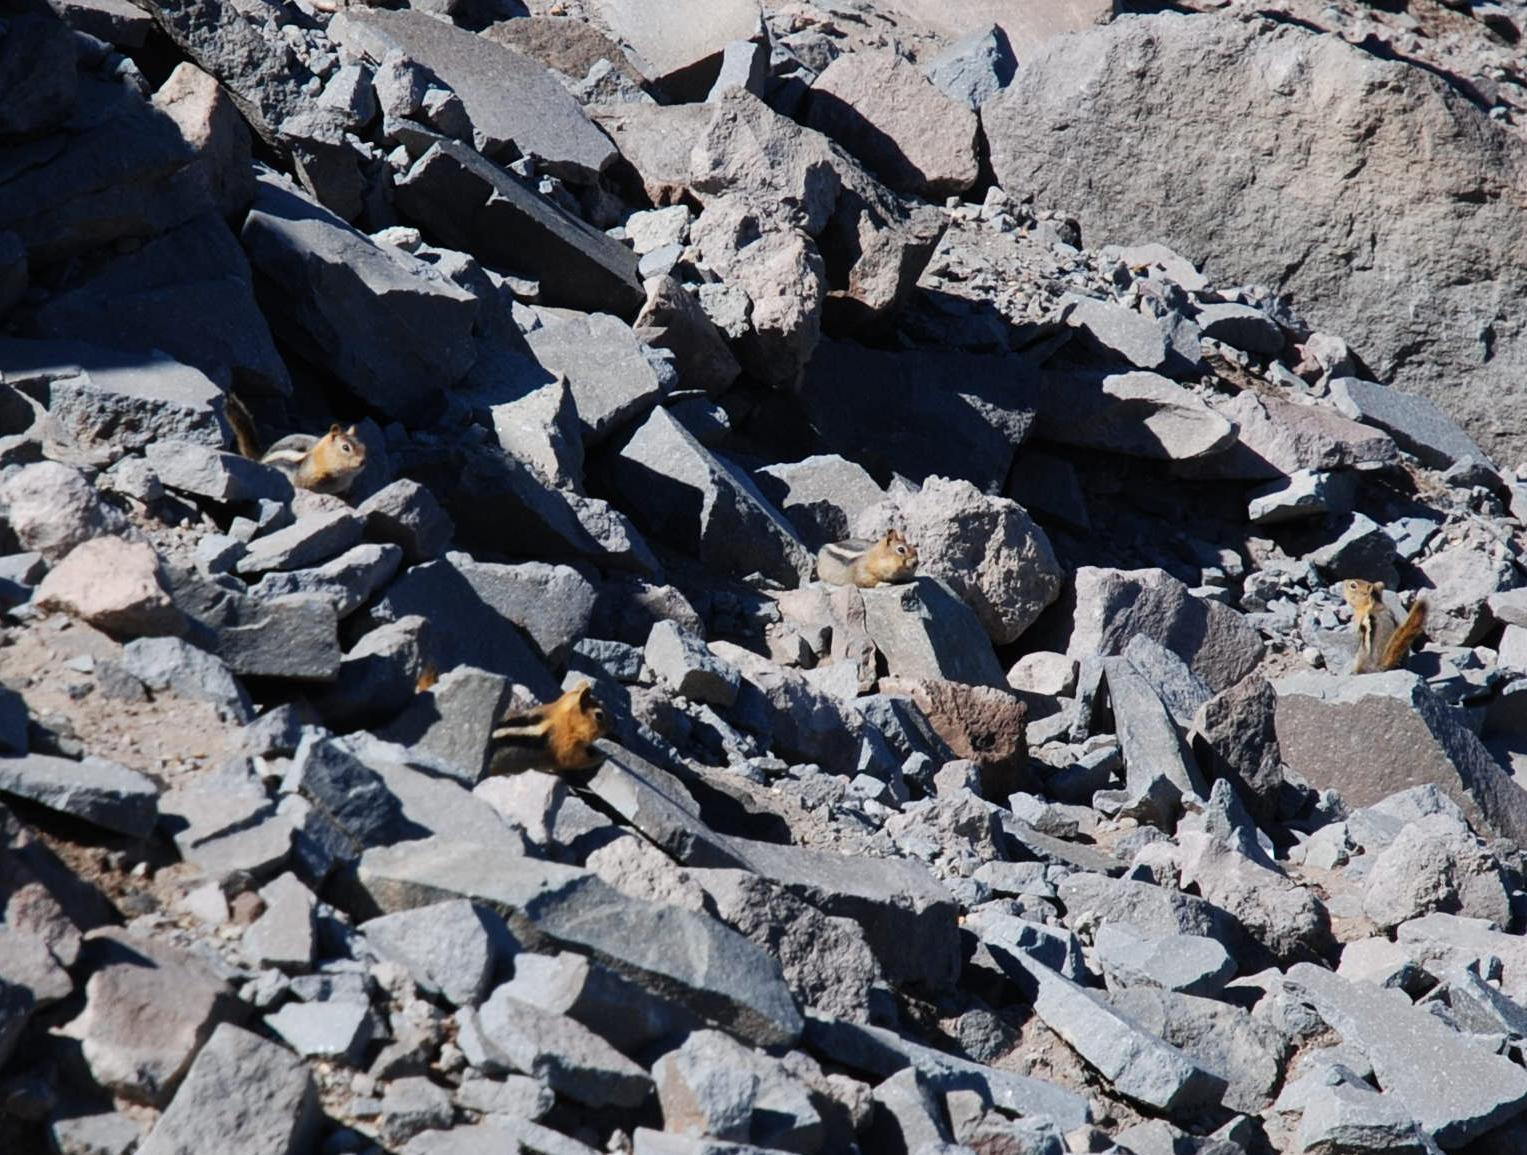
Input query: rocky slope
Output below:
<box><xmin>4</xmin><ymin>1</ymin><xmax>1527</xmax><ymax>1154</ymax></box>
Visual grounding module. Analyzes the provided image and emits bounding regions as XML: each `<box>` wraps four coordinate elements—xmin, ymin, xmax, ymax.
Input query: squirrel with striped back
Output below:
<box><xmin>225</xmin><ymin>394</ymin><xmax>368</xmax><ymax>496</ymax></box>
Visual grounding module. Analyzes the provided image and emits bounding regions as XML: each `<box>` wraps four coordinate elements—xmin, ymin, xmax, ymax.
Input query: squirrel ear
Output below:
<box><xmin>328</xmin><ymin>423</ymin><xmax>342</xmax><ymax>436</ymax></box>
<box><xmin>575</xmin><ymin>681</ymin><xmax>592</xmax><ymax>707</ymax></box>
<box><xmin>1374</xmin><ymin>582</ymin><xmax>1386</xmax><ymax>593</ymax></box>
<box><xmin>345</xmin><ymin>425</ymin><xmax>358</xmax><ymax>437</ymax></box>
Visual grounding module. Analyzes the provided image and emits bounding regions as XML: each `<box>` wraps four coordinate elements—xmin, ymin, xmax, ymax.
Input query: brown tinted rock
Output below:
<box><xmin>591</xmin><ymin>0</ymin><xmax>761</xmax><ymax>99</ymax></box>
<box><xmin>986</xmin><ymin>12</ymin><xmax>1527</xmax><ymax>463</ymax></box>
<box><xmin>1191</xmin><ymin>674</ymin><xmax>1284</xmax><ymax>822</ymax></box>
<box><xmin>806</xmin><ymin>50</ymin><xmax>979</xmax><ymax>199</ymax></box>
<box><xmin>35</xmin><ymin>537</ymin><xmax>183</xmax><ymax>637</ymax></box>
<box><xmin>1180</xmin><ymin>391</ymin><xmax>1397</xmax><ymax>481</ymax></box>
<box><xmin>484</xmin><ymin>16</ymin><xmax>647</xmax><ymax>95</ymax></box>
<box><xmin>587</xmin><ymin>103</ymin><xmax>714</xmax><ymax>206</ymax></box>
<box><xmin>880</xmin><ymin>677</ymin><xmax>1034</xmax><ymax>798</ymax></box>
<box><xmin>1274</xmin><ymin>671</ymin><xmax>1527</xmax><ymax>846</ymax></box>
<box><xmin>634</xmin><ymin>275</ymin><xmax>741</xmax><ymax>398</ymax></box>
<box><xmin>152</xmin><ymin>62</ymin><xmax>256</xmax><ymax>219</ymax></box>
<box><xmin>60</xmin><ymin>929</ymin><xmax>244</xmax><ymax>1106</ymax></box>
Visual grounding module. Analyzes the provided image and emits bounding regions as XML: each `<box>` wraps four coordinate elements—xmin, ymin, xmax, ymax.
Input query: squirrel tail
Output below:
<box><xmin>1379</xmin><ymin>597</ymin><xmax>1427</xmax><ymax>671</ymax></box>
<box><xmin>223</xmin><ymin>391</ymin><xmax>262</xmax><ymax>461</ymax></box>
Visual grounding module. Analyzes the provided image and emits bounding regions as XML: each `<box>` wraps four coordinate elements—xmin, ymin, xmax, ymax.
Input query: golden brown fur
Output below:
<box><xmin>488</xmin><ymin>682</ymin><xmax>609</xmax><ymax>774</ymax></box>
<box><xmin>816</xmin><ymin>530</ymin><xmax>920</xmax><ymax>588</ymax></box>
<box><xmin>225</xmin><ymin>395</ymin><xmax>367</xmax><ymax>495</ymax></box>
<box><xmin>1342</xmin><ymin>579</ymin><xmax>1427</xmax><ymax>673</ymax></box>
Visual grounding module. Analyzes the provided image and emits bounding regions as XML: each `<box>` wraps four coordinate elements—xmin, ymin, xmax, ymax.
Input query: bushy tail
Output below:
<box><xmin>223</xmin><ymin>392</ymin><xmax>263</xmax><ymax>461</ymax></box>
<box><xmin>1379</xmin><ymin>598</ymin><xmax>1427</xmax><ymax>671</ymax></box>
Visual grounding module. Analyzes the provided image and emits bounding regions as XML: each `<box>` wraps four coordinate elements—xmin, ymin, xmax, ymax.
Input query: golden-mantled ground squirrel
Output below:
<box><xmin>816</xmin><ymin>530</ymin><xmax>920</xmax><ymax>588</ymax></box>
<box><xmin>1342</xmin><ymin>579</ymin><xmax>1427</xmax><ymax>674</ymax></box>
<box><xmin>226</xmin><ymin>395</ymin><xmax>368</xmax><ymax>496</ymax></box>
<box><xmin>488</xmin><ymin>682</ymin><xmax>609</xmax><ymax>773</ymax></box>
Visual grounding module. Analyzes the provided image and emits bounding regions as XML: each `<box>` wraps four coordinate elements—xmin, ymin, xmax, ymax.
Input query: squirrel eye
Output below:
<box><xmin>896</xmin><ymin>545</ymin><xmax>907</xmax><ymax>555</ymax></box>
<box><xmin>341</xmin><ymin>443</ymin><xmax>353</xmax><ymax>454</ymax></box>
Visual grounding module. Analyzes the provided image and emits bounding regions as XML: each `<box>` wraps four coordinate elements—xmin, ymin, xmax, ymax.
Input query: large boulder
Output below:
<box><xmin>985</xmin><ymin>12</ymin><xmax>1527</xmax><ymax>462</ymax></box>
<box><xmin>590</xmin><ymin>0</ymin><xmax>761</xmax><ymax>100</ymax></box>
<box><xmin>328</xmin><ymin>10</ymin><xmax>616</xmax><ymax>182</ymax></box>
<box><xmin>241</xmin><ymin>172</ymin><xmax>477</xmax><ymax>424</ymax></box>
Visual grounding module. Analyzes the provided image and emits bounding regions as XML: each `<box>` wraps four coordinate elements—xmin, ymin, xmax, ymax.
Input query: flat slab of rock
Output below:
<box><xmin>606</xmin><ymin>405</ymin><xmax>812</xmax><ymax>586</ymax></box>
<box><xmin>263</xmin><ymin>999</ymin><xmax>372</xmax><ymax>1063</ymax></box>
<box><xmin>137</xmin><ymin>1023</ymin><xmax>316</xmax><ymax>1155</ymax></box>
<box><xmin>860</xmin><ymin>579</ymin><xmax>1007</xmax><ymax>688</ymax></box>
<box><xmin>805</xmin><ymin>49</ymin><xmax>978</xmax><ymax>198</ymax></box>
<box><xmin>376</xmin><ymin>666</ymin><xmax>513</xmax><ymax>785</ymax></box>
<box><xmin>144</xmin><ymin>441</ymin><xmax>293</xmax><ymax>505</ymax></box>
<box><xmin>394</xmin><ymin>141</ymin><xmax>644</xmax><ymax>317</ymax></box>
<box><xmin>472</xmin><ymin>986</ymin><xmax>652</xmax><ymax>1108</ymax></box>
<box><xmin>0</xmin><ymin>752</ymin><xmax>157</xmax><ymax>837</ymax></box>
<box><xmin>1274</xmin><ymin>671</ymin><xmax>1527</xmax><ymax>847</ymax></box>
<box><xmin>329</xmin><ymin>10</ymin><xmax>615</xmax><ymax>182</ymax></box>
<box><xmin>1066</xmin><ymin>567</ymin><xmax>1264</xmax><ymax>694</ymax></box>
<box><xmin>1023</xmin><ymin>371</ymin><xmax>1235</xmax><ymax>461</ymax></box>
<box><xmin>1000</xmin><ymin>950</ymin><xmax>1226</xmax><ymax>1112</ymax></box>
<box><xmin>1329</xmin><ymin>376</ymin><xmax>1492</xmax><ymax>470</ymax></box>
<box><xmin>358</xmin><ymin>837</ymin><xmax>802</xmax><ymax>1047</ymax></box>
<box><xmin>1285</xmin><ymin>962</ymin><xmax>1527</xmax><ymax>1145</ymax></box>
<box><xmin>242</xmin><ymin>172</ymin><xmax>477</xmax><ymax>424</ymax></box>
<box><xmin>236</xmin><ymin>510</ymin><xmax>364</xmax><ymax>576</ymax></box>
<box><xmin>360</xmin><ymin>900</ymin><xmax>495</xmax><ymax>1008</ymax></box>
<box><xmin>591</xmin><ymin>0</ymin><xmax>761</xmax><ymax>98</ymax></box>
<box><xmin>523</xmin><ymin>312</ymin><xmax>663</xmax><ymax>446</ymax></box>
<box><xmin>0</xmin><ymin>337</ymin><xmax>227</xmax><ymax>455</ymax></box>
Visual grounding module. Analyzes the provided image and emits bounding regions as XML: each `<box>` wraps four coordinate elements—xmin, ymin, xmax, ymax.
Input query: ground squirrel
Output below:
<box><xmin>816</xmin><ymin>530</ymin><xmax>920</xmax><ymax>588</ymax></box>
<box><xmin>225</xmin><ymin>394</ymin><xmax>368</xmax><ymax>496</ymax></box>
<box><xmin>487</xmin><ymin>682</ymin><xmax>609</xmax><ymax>774</ymax></box>
<box><xmin>1342</xmin><ymin>579</ymin><xmax>1427</xmax><ymax>674</ymax></box>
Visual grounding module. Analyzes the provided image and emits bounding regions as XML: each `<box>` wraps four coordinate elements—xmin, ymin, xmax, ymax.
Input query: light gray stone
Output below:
<box><xmin>263</xmin><ymin>999</ymin><xmax>372</xmax><ymax>1063</ymax></box>
<box><xmin>136</xmin><ymin>1023</ymin><xmax>316</xmax><ymax>1155</ymax></box>
<box><xmin>524</xmin><ymin>311</ymin><xmax>664</xmax><ymax>445</ymax></box>
<box><xmin>242</xmin><ymin>872</ymin><xmax>316</xmax><ymax>971</ymax></box>
<box><xmin>471</xmin><ymin>986</ymin><xmax>653</xmax><ymax>1108</ymax></box>
<box><xmin>0</xmin><ymin>461</ymin><xmax>128</xmax><ymax>562</ymax></box>
<box><xmin>923</xmin><ymin>24</ymin><xmax>1016</xmax><ymax>109</ymax></box>
<box><xmin>646</xmin><ymin>620</ymin><xmax>741</xmax><ymax>707</ymax></box>
<box><xmin>1060</xmin><ymin>295</ymin><xmax>1167</xmax><ymax>371</ymax></box>
<box><xmin>0</xmin><ymin>752</ymin><xmax>157</xmax><ymax>838</ymax></box>
<box><xmin>1094</xmin><ymin>923</ymin><xmax>1236</xmax><ymax>998</ymax></box>
<box><xmin>361</xmin><ymin>901</ymin><xmax>495</xmax><ymax>1008</ymax></box>
<box><xmin>591</xmin><ymin>0</ymin><xmax>761</xmax><ymax>99</ymax></box>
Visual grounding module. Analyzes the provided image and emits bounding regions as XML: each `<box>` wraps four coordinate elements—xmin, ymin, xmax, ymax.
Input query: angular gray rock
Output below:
<box><xmin>358</xmin><ymin>837</ymin><xmax>803</xmax><ymax>1047</ymax></box>
<box><xmin>236</xmin><ymin>510</ymin><xmax>364</xmax><ymax>576</ymax></box>
<box><xmin>0</xmin><ymin>337</ymin><xmax>230</xmax><ymax>455</ymax></box>
<box><xmin>1066</xmin><ymin>567</ymin><xmax>1264</xmax><ymax>693</ymax></box>
<box><xmin>247</xmin><ymin>543</ymin><xmax>403</xmax><ymax>619</ymax></box>
<box><xmin>985</xmin><ymin>11</ymin><xmax>1527</xmax><ymax>462</ymax></box>
<box><xmin>1094</xmin><ymin>923</ymin><xmax>1236</xmax><ymax>998</ymax></box>
<box><xmin>523</xmin><ymin>311</ymin><xmax>664</xmax><ymax>445</ymax></box>
<box><xmin>923</xmin><ymin>24</ymin><xmax>1016</xmax><ymax>109</ymax></box>
<box><xmin>471</xmin><ymin>986</ymin><xmax>653</xmax><ymax>1108</ymax></box>
<box><xmin>361</xmin><ymin>900</ymin><xmax>495</xmax><ymax>1008</ymax></box>
<box><xmin>241</xmin><ymin>172</ymin><xmax>478</xmax><ymax>424</ymax></box>
<box><xmin>653</xmin><ymin>1029</ymin><xmax>821</xmax><ymax>1151</ymax></box>
<box><xmin>1026</xmin><ymin>371</ymin><xmax>1235</xmax><ymax>461</ymax></box>
<box><xmin>1060</xmin><ymin>295</ymin><xmax>1168</xmax><ymax>371</ymax></box>
<box><xmin>136</xmin><ymin>1023</ymin><xmax>316</xmax><ymax>1155</ymax></box>
<box><xmin>377</xmin><ymin>666</ymin><xmax>514</xmax><ymax>785</ymax></box>
<box><xmin>1285</xmin><ymin>962</ymin><xmax>1527</xmax><ymax>1145</ymax></box>
<box><xmin>805</xmin><ymin>49</ymin><xmax>978</xmax><ymax>199</ymax></box>
<box><xmin>1328</xmin><ymin>376</ymin><xmax>1492</xmax><ymax>470</ymax></box>
<box><xmin>357</xmin><ymin>479</ymin><xmax>454</xmax><ymax>564</ymax></box>
<box><xmin>634</xmin><ymin>275</ymin><xmax>743</xmax><ymax>398</ymax></box>
<box><xmin>646</xmin><ymin>621</ymin><xmax>741</xmax><ymax>707</ymax></box>
<box><xmin>1184</xmin><ymin>391</ymin><xmax>1396</xmax><ymax>482</ymax></box>
<box><xmin>754</xmin><ymin>455</ymin><xmax>886</xmax><ymax>551</ymax></box>
<box><xmin>1001</xmin><ymin>950</ymin><xmax>1226</xmax><ymax>1113</ymax></box>
<box><xmin>0</xmin><ymin>752</ymin><xmax>157</xmax><ymax>838</ymax></box>
<box><xmin>394</xmin><ymin>141</ymin><xmax>644</xmax><ymax>317</ymax></box>
<box><xmin>241</xmin><ymin>872</ymin><xmax>316</xmax><ymax>971</ymax></box>
<box><xmin>144</xmin><ymin>442</ymin><xmax>293</xmax><ymax>505</ymax></box>
<box><xmin>1275</xmin><ymin>671</ymin><xmax>1527</xmax><ymax>847</ymax></box>
<box><xmin>330</xmin><ymin>10</ymin><xmax>616</xmax><ymax>181</ymax></box>
<box><xmin>263</xmin><ymin>1000</ymin><xmax>372</xmax><ymax>1064</ymax></box>
<box><xmin>496</xmin><ymin>949</ymin><xmax>704</xmax><ymax>1053</ymax></box>
<box><xmin>1194</xmin><ymin>302</ymin><xmax>1284</xmax><ymax>356</ymax></box>
<box><xmin>606</xmin><ymin>405</ymin><xmax>813</xmax><ymax>586</ymax></box>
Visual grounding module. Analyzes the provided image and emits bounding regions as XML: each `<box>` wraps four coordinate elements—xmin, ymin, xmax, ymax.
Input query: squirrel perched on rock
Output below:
<box><xmin>225</xmin><ymin>394</ymin><xmax>368</xmax><ymax>496</ymax></box>
<box><xmin>816</xmin><ymin>530</ymin><xmax>920</xmax><ymax>588</ymax></box>
<box><xmin>487</xmin><ymin>682</ymin><xmax>609</xmax><ymax>774</ymax></box>
<box><xmin>1342</xmin><ymin>579</ymin><xmax>1427</xmax><ymax>674</ymax></box>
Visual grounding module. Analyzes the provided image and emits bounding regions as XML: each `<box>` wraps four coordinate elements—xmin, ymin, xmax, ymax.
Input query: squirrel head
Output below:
<box><xmin>315</xmin><ymin>424</ymin><xmax>368</xmax><ymax>474</ymax></box>
<box><xmin>876</xmin><ymin>529</ymin><xmax>920</xmax><ymax>577</ymax></box>
<box><xmin>1342</xmin><ymin>578</ymin><xmax>1383</xmax><ymax>609</ymax></box>
<box><xmin>568</xmin><ymin>680</ymin><xmax>609</xmax><ymax>741</ymax></box>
